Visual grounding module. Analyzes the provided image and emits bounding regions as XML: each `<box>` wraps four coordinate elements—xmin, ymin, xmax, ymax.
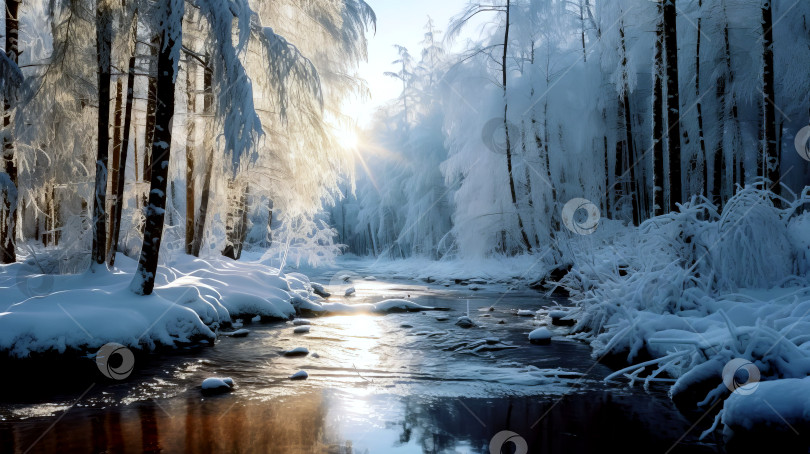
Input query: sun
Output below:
<box><xmin>334</xmin><ymin>124</ymin><xmax>359</xmax><ymax>150</ymax></box>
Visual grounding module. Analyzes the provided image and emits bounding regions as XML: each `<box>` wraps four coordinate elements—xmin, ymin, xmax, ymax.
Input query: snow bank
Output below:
<box><xmin>0</xmin><ymin>253</ymin><xmax>326</xmax><ymax>357</ymax></box>
<box><xmin>562</xmin><ymin>187</ymin><xmax>810</xmax><ymax>436</ymax></box>
<box><xmin>722</xmin><ymin>377</ymin><xmax>810</xmax><ymax>433</ymax></box>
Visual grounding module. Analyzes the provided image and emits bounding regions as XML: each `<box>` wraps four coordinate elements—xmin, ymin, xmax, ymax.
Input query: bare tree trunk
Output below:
<box><xmin>579</xmin><ymin>0</ymin><xmax>587</xmax><ymax>62</ymax></box>
<box><xmin>652</xmin><ymin>3</ymin><xmax>665</xmax><ymax>216</ymax></box>
<box><xmin>92</xmin><ymin>4</ymin><xmax>113</xmax><ymax>266</ymax></box>
<box><xmin>603</xmin><ymin>135</ymin><xmax>610</xmax><ymax>216</ymax></box>
<box><xmin>131</xmin><ymin>2</ymin><xmax>182</xmax><ymax>295</ymax></box>
<box><xmin>222</xmin><ymin>180</ymin><xmax>237</xmax><ymax>260</ymax></box>
<box><xmin>713</xmin><ymin>73</ymin><xmax>727</xmax><ymax>206</ymax></box>
<box><xmin>619</xmin><ymin>21</ymin><xmax>640</xmax><ymax>225</ymax></box>
<box><xmin>695</xmin><ymin>0</ymin><xmax>708</xmax><ymax>197</ymax></box>
<box><xmin>762</xmin><ymin>0</ymin><xmax>779</xmax><ymax>198</ymax></box>
<box><xmin>107</xmin><ymin>77</ymin><xmax>124</xmax><ymax>255</ymax></box>
<box><xmin>142</xmin><ymin>35</ymin><xmax>160</xmax><ymax>209</ymax></box>
<box><xmin>714</xmin><ymin>18</ymin><xmax>733</xmax><ymax>206</ymax></box>
<box><xmin>624</xmin><ymin>95</ymin><xmax>640</xmax><ymax>225</ymax></box>
<box><xmin>502</xmin><ymin>0</ymin><xmax>531</xmax><ymax>252</ymax></box>
<box><xmin>663</xmin><ymin>0</ymin><xmax>683</xmax><ymax>212</ymax></box>
<box><xmin>234</xmin><ymin>185</ymin><xmax>249</xmax><ymax>260</ymax></box>
<box><xmin>108</xmin><ymin>13</ymin><xmax>138</xmax><ymax>267</ymax></box>
<box><xmin>1</xmin><ymin>0</ymin><xmax>20</xmax><ymax>264</ymax></box>
<box><xmin>267</xmin><ymin>200</ymin><xmax>274</xmax><ymax>247</ymax></box>
<box><xmin>185</xmin><ymin>63</ymin><xmax>196</xmax><ymax>254</ymax></box>
<box><xmin>367</xmin><ymin>223</ymin><xmax>377</xmax><ymax>257</ymax></box>
<box><xmin>191</xmin><ymin>58</ymin><xmax>213</xmax><ymax>258</ymax></box>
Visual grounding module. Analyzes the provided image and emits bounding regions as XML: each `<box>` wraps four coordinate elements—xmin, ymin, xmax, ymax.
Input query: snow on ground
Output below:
<box><xmin>0</xmin><ymin>254</ymin><xmax>317</xmax><ymax>357</ymax></box>
<box><xmin>558</xmin><ymin>187</ymin><xmax>810</xmax><ymax>437</ymax></box>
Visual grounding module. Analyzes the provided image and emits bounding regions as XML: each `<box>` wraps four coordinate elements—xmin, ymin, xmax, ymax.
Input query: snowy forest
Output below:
<box><xmin>334</xmin><ymin>0</ymin><xmax>810</xmax><ymax>260</ymax></box>
<box><xmin>3</xmin><ymin>0</ymin><xmax>810</xmax><ymax>453</ymax></box>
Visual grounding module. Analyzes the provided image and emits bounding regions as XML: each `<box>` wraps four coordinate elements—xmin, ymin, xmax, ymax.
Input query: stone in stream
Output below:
<box><xmin>293</xmin><ymin>319</ymin><xmax>312</xmax><ymax>326</ymax></box>
<box><xmin>311</xmin><ymin>283</ymin><xmax>330</xmax><ymax>298</ymax></box>
<box><xmin>221</xmin><ymin>329</ymin><xmax>250</xmax><ymax>338</ymax></box>
<box><xmin>529</xmin><ymin>327</ymin><xmax>552</xmax><ymax>345</ymax></box>
<box><xmin>289</xmin><ymin>370</ymin><xmax>309</xmax><ymax>380</ymax></box>
<box><xmin>202</xmin><ymin>377</ymin><xmax>234</xmax><ymax>395</ymax></box>
<box><xmin>549</xmin><ymin>310</ymin><xmax>576</xmax><ymax>326</ymax></box>
<box><xmin>344</xmin><ymin>287</ymin><xmax>356</xmax><ymax>297</ymax></box>
<box><xmin>283</xmin><ymin>347</ymin><xmax>310</xmax><ymax>357</ymax></box>
<box><xmin>293</xmin><ymin>326</ymin><xmax>310</xmax><ymax>334</ymax></box>
<box><xmin>497</xmin><ymin>320</ymin><xmax>506</xmax><ymax>324</ymax></box>
<box><xmin>455</xmin><ymin>316</ymin><xmax>475</xmax><ymax>328</ymax></box>
<box><xmin>400</xmin><ymin>323</ymin><xmax>413</xmax><ymax>328</ymax></box>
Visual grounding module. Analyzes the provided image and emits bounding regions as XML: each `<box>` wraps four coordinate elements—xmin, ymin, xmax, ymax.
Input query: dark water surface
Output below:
<box><xmin>0</xmin><ymin>274</ymin><xmax>718</xmax><ymax>453</ymax></box>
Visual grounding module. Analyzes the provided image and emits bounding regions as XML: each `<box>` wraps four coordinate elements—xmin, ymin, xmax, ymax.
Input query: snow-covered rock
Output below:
<box><xmin>202</xmin><ymin>377</ymin><xmax>234</xmax><ymax>394</ymax></box>
<box><xmin>549</xmin><ymin>310</ymin><xmax>576</xmax><ymax>326</ymax></box>
<box><xmin>344</xmin><ymin>287</ymin><xmax>356</xmax><ymax>296</ymax></box>
<box><xmin>529</xmin><ymin>328</ymin><xmax>552</xmax><ymax>344</ymax></box>
<box><xmin>221</xmin><ymin>329</ymin><xmax>250</xmax><ymax>338</ymax></box>
<box><xmin>722</xmin><ymin>377</ymin><xmax>810</xmax><ymax>436</ymax></box>
<box><xmin>311</xmin><ymin>283</ymin><xmax>330</xmax><ymax>298</ymax></box>
<box><xmin>292</xmin><ymin>319</ymin><xmax>312</xmax><ymax>326</ymax></box>
<box><xmin>517</xmin><ymin>310</ymin><xmax>534</xmax><ymax>317</ymax></box>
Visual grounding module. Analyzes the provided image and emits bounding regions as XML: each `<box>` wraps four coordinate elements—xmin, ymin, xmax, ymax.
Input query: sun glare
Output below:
<box><xmin>334</xmin><ymin>125</ymin><xmax>359</xmax><ymax>150</ymax></box>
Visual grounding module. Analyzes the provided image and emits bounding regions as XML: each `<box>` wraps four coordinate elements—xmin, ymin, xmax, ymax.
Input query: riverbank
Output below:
<box><xmin>318</xmin><ymin>187</ymin><xmax>810</xmax><ymax>445</ymax></box>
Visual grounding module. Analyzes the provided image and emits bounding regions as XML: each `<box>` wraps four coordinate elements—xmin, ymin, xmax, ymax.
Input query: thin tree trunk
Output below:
<box><xmin>696</xmin><ymin>0</ymin><xmax>708</xmax><ymax>197</ymax></box>
<box><xmin>131</xmin><ymin>1</ymin><xmax>182</xmax><ymax>295</ymax></box>
<box><xmin>603</xmin><ymin>135</ymin><xmax>610</xmax><ymax>215</ymax></box>
<box><xmin>619</xmin><ymin>21</ymin><xmax>639</xmax><ymax>225</ymax></box>
<box><xmin>1</xmin><ymin>0</ymin><xmax>20</xmax><ymax>264</ymax></box>
<box><xmin>92</xmin><ymin>4</ymin><xmax>113</xmax><ymax>266</ymax></box>
<box><xmin>502</xmin><ymin>0</ymin><xmax>531</xmax><ymax>252</ymax></box>
<box><xmin>107</xmin><ymin>77</ymin><xmax>124</xmax><ymax>255</ymax></box>
<box><xmin>652</xmin><ymin>3</ymin><xmax>665</xmax><ymax>216</ymax></box>
<box><xmin>235</xmin><ymin>185</ymin><xmax>249</xmax><ymax>260</ymax></box>
<box><xmin>713</xmin><ymin>73</ymin><xmax>727</xmax><ymax>206</ymax></box>
<box><xmin>368</xmin><ymin>223</ymin><xmax>377</xmax><ymax>257</ymax></box>
<box><xmin>191</xmin><ymin>58</ymin><xmax>213</xmax><ymax>258</ymax></box>
<box><xmin>142</xmin><ymin>35</ymin><xmax>160</xmax><ymax>209</ymax></box>
<box><xmin>762</xmin><ymin>0</ymin><xmax>779</xmax><ymax>198</ymax></box>
<box><xmin>624</xmin><ymin>95</ymin><xmax>640</xmax><ymax>225</ymax></box>
<box><xmin>579</xmin><ymin>0</ymin><xmax>587</xmax><ymax>62</ymax></box>
<box><xmin>108</xmin><ymin>12</ymin><xmax>139</xmax><ymax>266</ymax></box>
<box><xmin>185</xmin><ymin>63</ymin><xmax>196</xmax><ymax>254</ymax></box>
<box><xmin>222</xmin><ymin>180</ymin><xmax>237</xmax><ymax>260</ymax></box>
<box><xmin>267</xmin><ymin>201</ymin><xmax>274</xmax><ymax>247</ymax></box>
<box><xmin>663</xmin><ymin>0</ymin><xmax>683</xmax><ymax>212</ymax></box>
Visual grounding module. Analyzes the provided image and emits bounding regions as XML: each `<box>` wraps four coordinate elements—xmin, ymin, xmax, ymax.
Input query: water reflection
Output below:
<box><xmin>1</xmin><ymin>389</ymin><xmax>718</xmax><ymax>453</ymax></box>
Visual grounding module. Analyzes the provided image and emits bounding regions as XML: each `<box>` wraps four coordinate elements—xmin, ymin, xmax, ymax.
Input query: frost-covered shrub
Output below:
<box><xmin>702</xmin><ymin>188</ymin><xmax>792</xmax><ymax>290</ymax></box>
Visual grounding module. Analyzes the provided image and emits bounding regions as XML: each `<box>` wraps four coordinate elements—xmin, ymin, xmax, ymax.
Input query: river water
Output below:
<box><xmin>0</xmin><ymin>273</ymin><xmax>718</xmax><ymax>453</ymax></box>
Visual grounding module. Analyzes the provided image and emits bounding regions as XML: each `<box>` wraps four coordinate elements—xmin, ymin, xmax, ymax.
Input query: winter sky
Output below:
<box><xmin>348</xmin><ymin>0</ymin><xmax>486</xmax><ymax>125</ymax></box>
